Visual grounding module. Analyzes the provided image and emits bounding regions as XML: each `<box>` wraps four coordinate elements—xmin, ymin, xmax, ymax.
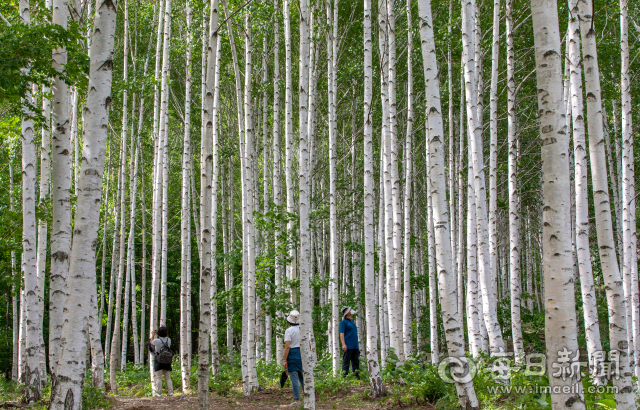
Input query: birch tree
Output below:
<box><xmin>49</xmin><ymin>0</ymin><xmax>118</xmax><ymax>403</ymax></box>
<box><xmin>567</xmin><ymin>3</ymin><xmax>602</xmax><ymax>380</ymax></box>
<box><xmin>402</xmin><ymin>0</ymin><xmax>414</xmax><ymax>358</ymax></box>
<box><xmin>530</xmin><ymin>0</ymin><xmax>585</xmax><ymax>406</ymax></box>
<box><xmin>417</xmin><ymin>0</ymin><xmax>479</xmax><ymax>407</ymax></box>
<box><xmin>198</xmin><ymin>0</ymin><xmax>219</xmax><ymax>407</ymax></box>
<box><xmin>272</xmin><ymin>0</ymin><xmax>284</xmax><ymax>365</ymax></box>
<box><xmin>180</xmin><ymin>0</ymin><xmax>193</xmax><ymax>388</ymax></box>
<box><xmin>461</xmin><ymin>0</ymin><xmax>505</xmax><ymax>357</ymax></box>
<box><xmin>505</xmin><ymin>0</ymin><xmax>524</xmax><ymax>363</ymax></box>
<box><xmin>19</xmin><ymin>0</ymin><xmax>42</xmax><ymax>399</ymax></box>
<box><xmin>620</xmin><ymin>0</ymin><xmax>639</xmax><ymax>385</ymax></box>
<box><xmin>363</xmin><ymin>0</ymin><xmax>385</xmax><ymax>396</ymax></box>
<box><xmin>297</xmin><ymin>1</ymin><xmax>316</xmax><ymax>407</ymax></box>
<box><xmin>326</xmin><ymin>0</ymin><xmax>340</xmax><ymax>375</ymax></box>
<box><xmin>575</xmin><ymin>0</ymin><xmax>635</xmax><ymax>404</ymax></box>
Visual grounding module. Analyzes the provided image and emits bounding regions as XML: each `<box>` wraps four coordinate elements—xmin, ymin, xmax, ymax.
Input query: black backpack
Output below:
<box><xmin>157</xmin><ymin>339</ymin><xmax>174</xmax><ymax>364</ymax></box>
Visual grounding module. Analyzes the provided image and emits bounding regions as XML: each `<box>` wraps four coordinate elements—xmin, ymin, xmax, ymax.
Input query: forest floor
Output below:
<box><xmin>110</xmin><ymin>387</ymin><xmax>436</xmax><ymax>410</ymax></box>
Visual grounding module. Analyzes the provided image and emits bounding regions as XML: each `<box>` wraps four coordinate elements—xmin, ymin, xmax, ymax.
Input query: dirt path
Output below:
<box><xmin>111</xmin><ymin>387</ymin><xmax>435</xmax><ymax>410</ymax></box>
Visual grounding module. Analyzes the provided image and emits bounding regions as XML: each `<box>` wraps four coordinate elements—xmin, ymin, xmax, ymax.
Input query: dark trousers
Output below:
<box><xmin>342</xmin><ymin>349</ymin><xmax>360</xmax><ymax>379</ymax></box>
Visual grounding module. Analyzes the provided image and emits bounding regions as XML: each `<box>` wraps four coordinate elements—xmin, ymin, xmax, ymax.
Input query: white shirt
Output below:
<box><xmin>152</xmin><ymin>337</ymin><xmax>171</xmax><ymax>351</ymax></box>
<box><xmin>284</xmin><ymin>326</ymin><xmax>300</xmax><ymax>348</ymax></box>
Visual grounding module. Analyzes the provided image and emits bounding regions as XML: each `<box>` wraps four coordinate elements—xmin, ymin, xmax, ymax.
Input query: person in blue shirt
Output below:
<box><xmin>339</xmin><ymin>306</ymin><xmax>360</xmax><ymax>379</ymax></box>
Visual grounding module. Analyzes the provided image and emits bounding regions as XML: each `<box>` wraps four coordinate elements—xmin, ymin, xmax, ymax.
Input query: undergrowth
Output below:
<box><xmin>1</xmin><ymin>352</ymin><xmax>634</xmax><ymax>409</ymax></box>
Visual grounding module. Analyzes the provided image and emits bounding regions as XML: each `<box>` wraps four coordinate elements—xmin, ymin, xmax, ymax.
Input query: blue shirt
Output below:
<box><xmin>339</xmin><ymin>318</ymin><xmax>359</xmax><ymax>349</ymax></box>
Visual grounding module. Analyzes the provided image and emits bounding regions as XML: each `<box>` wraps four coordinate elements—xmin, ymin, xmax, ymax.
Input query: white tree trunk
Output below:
<box><xmin>209</xmin><ymin>35</ymin><xmax>222</xmax><ymax>375</ymax></box>
<box><xmin>180</xmin><ymin>0</ymin><xmax>193</xmax><ymax>388</ymax></box>
<box><xmin>567</xmin><ymin>4</ymin><xmax>603</xmax><ymax>380</ymax></box>
<box><xmin>99</xmin><ymin>150</ymin><xmax>112</xmax><ymax>324</ymax></box>
<box><xmin>385</xmin><ymin>0</ymin><xmax>404</xmax><ymax>362</ymax></box>
<box><xmin>530</xmin><ymin>0</ymin><xmax>585</xmax><ymax>406</ymax></box>
<box><xmin>271</xmin><ymin>0</ymin><xmax>283</xmax><ymax>366</ymax></box>
<box><xmin>297</xmin><ymin>2</ymin><xmax>315</xmax><ymax>406</ymax></box>
<box><xmin>242</xmin><ymin>11</ymin><xmax>258</xmax><ymax>393</ymax></box>
<box><xmin>576</xmin><ymin>0</ymin><xmax>635</xmax><ymax>404</ymax></box>
<box><xmin>417</xmin><ymin>0</ymin><xmax>479</xmax><ymax>407</ymax></box>
<box><xmin>110</xmin><ymin>0</ymin><xmax>130</xmax><ymax>382</ymax></box>
<box><xmin>426</xmin><ymin>132</ymin><xmax>439</xmax><ymax>363</ymax></box>
<box><xmin>36</xmin><ymin>87</ymin><xmax>50</xmax><ymax>384</ymax></box>
<box><xmin>105</xmin><ymin>169</ymin><xmax>121</xmax><ymax>366</ymax></box>
<box><xmin>19</xmin><ymin>35</ymin><xmax>42</xmax><ymax>399</ymax></box>
<box><xmin>49</xmin><ymin>0</ymin><xmax>118</xmax><ymax>403</ymax></box>
<box><xmin>48</xmin><ymin>0</ymin><xmax>74</xmax><ymax>380</ymax></box>
<box><xmin>262</xmin><ymin>34</ymin><xmax>272</xmax><ymax>365</ymax></box>
<box><xmin>139</xmin><ymin>155</ymin><xmax>147</xmax><ymax>363</ymax></box>
<box><xmin>198</xmin><ymin>0</ymin><xmax>219</xmax><ymax>407</ymax></box>
<box><xmin>363</xmin><ymin>0</ymin><xmax>385</xmax><ymax>395</ymax></box>
<box><xmin>505</xmin><ymin>0</ymin><xmax>524</xmax><ymax>364</ymax></box>
<box><xmin>159</xmin><ymin>0</ymin><xmax>172</xmax><ymax>328</ymax></box>
<box><xmin>283</xmin><ymin>0</ymin><xmax>296</xmax><ymax>305</ymax></box>
<box><xmin>222</xmin><ymin>0</ymin><xmax>247</xmax><ymax>388</ymax></box>
<box><xmin>89</xmin><ymin>295</ymin><xmax>105</xmax><ymax>388</ymax></box>
<box><xmin>326</xmin><ymin>0</ymin><xmax>340</xmax><ymax>375</ymax></box>
<box><xmin>466</xmin><ymin>147</ymin><xmax>482</xmax><ymax>358</ymax></box>
<box><xmin>488</xmin><ymin>0</ymin><xmax>499</xmax><ymax>304</ymax></box>
<box><xmin>402</xmin><ymin>0</ymin><xmax>414</xmax><ymax>359</ymax></box>
<box><xmin>620</xmin><ymin>0</ymin><xmax>639</xmax><ymax>386</ymax></box>
<box><xmin>461</xmin><ymin>0</ymin><xmax>505</xmax><ymax>357</ymax></box>
<box><xmin>10</xmin><ymin>161</ymin><xmax>19</xmax><ymax>381</ymax></box>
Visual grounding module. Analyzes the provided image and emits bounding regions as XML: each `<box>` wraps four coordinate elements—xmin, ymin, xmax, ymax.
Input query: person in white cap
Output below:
<box><xmin>283</xmin><ymin>310</ymin><xmax>304</xmax><ymax>406</ymax></box>
<box><xmin>339</xmin><ymin>306</ymin><xmax>360</xmax><ymax>379</ymax></box>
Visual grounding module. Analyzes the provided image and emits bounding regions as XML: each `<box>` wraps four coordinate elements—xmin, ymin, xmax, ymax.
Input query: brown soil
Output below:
<box><xmin>110</xmin><ymin>387</ymin><xmax>436</xmax><ymax>410</ymax></box>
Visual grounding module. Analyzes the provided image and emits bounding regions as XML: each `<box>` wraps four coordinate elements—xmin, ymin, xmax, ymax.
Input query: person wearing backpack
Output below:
<box><xmin>149</xmin><ymin>326</ymin><xmax>174</xmax><ymax>396</ymax></box>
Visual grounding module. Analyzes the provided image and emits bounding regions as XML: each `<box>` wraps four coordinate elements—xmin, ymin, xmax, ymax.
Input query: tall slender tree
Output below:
<box><xmin>530</xmin><ymin>0</ymin><xmax>585</xmax><ymax>406</ymax></box>
<box><xmin>417</xmin><ymin>0</ymin><xmax>479</xmax><ymax>407</ymax></box>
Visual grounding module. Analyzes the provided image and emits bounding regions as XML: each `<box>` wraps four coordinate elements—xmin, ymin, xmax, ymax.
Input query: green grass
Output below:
<box><xmin>3</xmin><ymin>353</ymin><xmax>636</xmax><ymax>410</ymax></box>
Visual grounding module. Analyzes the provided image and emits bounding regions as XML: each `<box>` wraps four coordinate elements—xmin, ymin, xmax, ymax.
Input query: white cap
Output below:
<box><xmin>341</xmin><ymin>306</ymin><xmax>356</xmax><ymax>318</ymax></box>
<box><xmin>286</xmin><ymin>310</ymin><xmax>300</xmax><ymax>324</ymax></box>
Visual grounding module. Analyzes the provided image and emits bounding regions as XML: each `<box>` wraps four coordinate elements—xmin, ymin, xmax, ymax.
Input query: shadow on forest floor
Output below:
<box><xmin>110</xmin><ymin>387</ymin><xmax>436</xmax><ymax>410</ymax></box>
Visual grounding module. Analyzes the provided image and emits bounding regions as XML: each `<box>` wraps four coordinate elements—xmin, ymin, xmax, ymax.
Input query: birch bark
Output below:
<box><xmin>466</xmin><ymin>141</ymin><xmax>483</xmax><ymax>358</ymax></box>
<box><xmin>283</xmin><ymin>0</ymin><xmax>296</xmax><ymax>304</ymax></box>
<box><xmin>488</xmin><ymin>0</ymin><xmax>499</xmax><ymax>303</ymax></box>
<box><xmin>297</xmin><ymin>2</ymin><xmax>316</xmax><ymax>406</ymax></box>
<box><xmin>426</xmin><ymin>129</ymin><xmax>439</xmax><ymax>363</ymax></box>
<box><xmin>530</xmin><ymin>0</ymin><xmax>585</xmax><ymax>406</ymax></box>
<box><xmin>505</xmin><ymin>0</ymin><xmax>524</xmax><ymax>363</ymax></box>
<box><xmin>10</xmin><ymin>162</ymin><xmax>18</xmax><ymax>381</ymax></box>
<box><xmin>36</xmin><ymin>89</ymin><xmax>50</xmax><ymax>384</ymax></box>
<box><xmin>48</xmin><ymin>0</ymin><xmax>74</xmax><ymax>379</ymax></box>
<box><xmin>110</xmin><ymin>0</ymin><xmax>130</xmax><ymax>381</ymax></box>
<box><xmin>181</xmin><ymin>0</ymin><xmax>193</xmax><ymax>387</ymax></box>
<box><xmin>198</xmin><ymin>0</ymin><xmax>219</xmax><ymax>407</ymax></box>
<box><xmin>576</xmin><ymin>0</ymin><xmax>635</xmax><ymax>403</ymax></box>
<box><xmin>363</xmin><ymin>0</ymin><xmax>385</xmax><ymax>395</ymax></box>
<box><xmin>326</xmin><ymin>0</ymin><xmax>340</xmax><ymax>375</ymax></box>
<box><xmin>159</xmin><ymin>0</ymin><xmax>173</xmax><ymax>327</ymax></box>
<box><xmin>272</xmin><ymin>1</ymin><xmax>283</xmax><ymax>365</ymax></box>
<box><xmin>461</xmin><ymin>0</ymin><xmax>505</xmax><ymax>356</ymax></box>
<box><xmin>402</xmin><ymin>0</ymin><xmax>414</xmax><ymax>358</ymax></box>
<box><xmin>49</xmin><ymin>0</ymin><xmax>118</xmax><ymax>403</ymax></box>
<box><xmin>210</xmin><ymin>35</ymin><xmax>222</xmax><ymax>375</ymax></box>
<box><xmin>620</xmin><ymin>0</ymin><xmax>639</xmax><ymax>385</ymax></box>
<box><xmin>567</xmin><ymin>4</ymin><xmax>603</xmax><ymax>380</ymax></box>
<box><xmin>242</xmin><ymin>11</ymin><xmax>259</xmax><ymax>392</ymax></box>
<box><xmin>417</xmin><ymin>0</ymin><xmax>479</xmax><ymax>406</ymax></box>
<box><xmin>19</xmin><ymin>18</ymin><xmax>42</xmax><ymax>397</ymax></box>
